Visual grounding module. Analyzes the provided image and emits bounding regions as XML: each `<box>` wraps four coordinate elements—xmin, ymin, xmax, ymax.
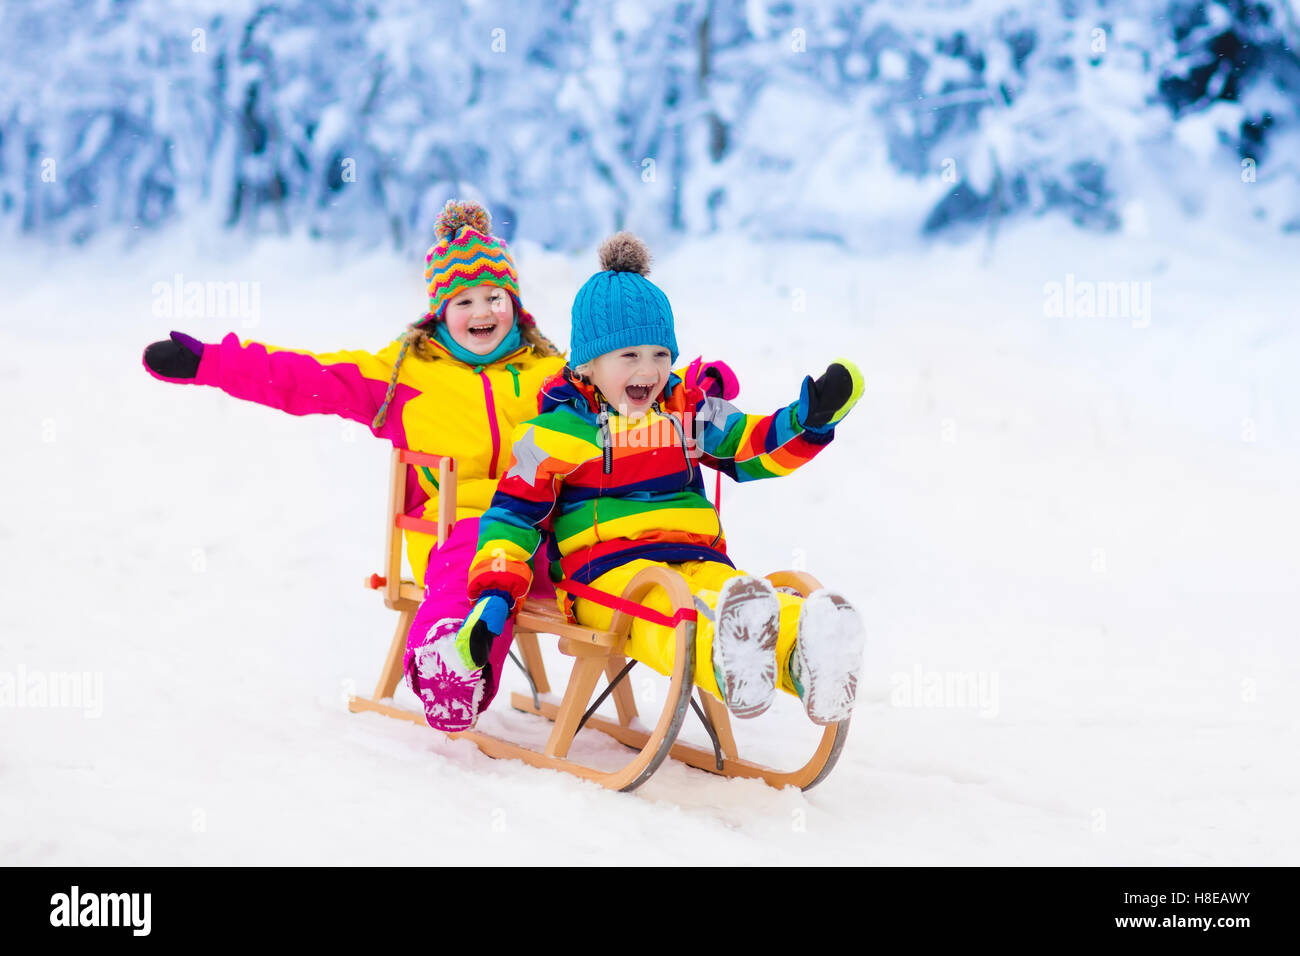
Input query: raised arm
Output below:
<box><xmin>695</xmin><ymin>359</ymin><xmax>862</xmax><ymax>482</ymax></box>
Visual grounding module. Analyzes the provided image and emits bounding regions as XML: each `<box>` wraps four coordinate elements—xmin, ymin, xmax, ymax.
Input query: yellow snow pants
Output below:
<box><xmin>561</xmin><ymin>559</ymin><xmax>803</xmax><ymax>702</ymax></box>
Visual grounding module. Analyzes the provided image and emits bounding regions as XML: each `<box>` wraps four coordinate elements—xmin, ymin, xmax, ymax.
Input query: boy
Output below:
<box><xmin>457</xmin><ymin>233</ymin><xmax>866</xmax><ymax>725</ymax></box>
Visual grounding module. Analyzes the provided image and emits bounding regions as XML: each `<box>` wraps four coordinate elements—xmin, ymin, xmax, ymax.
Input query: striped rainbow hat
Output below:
<box><xmin>420</xmin><ymin>200</ymin><xmax>535</xmax><ymax>328</ymax></box>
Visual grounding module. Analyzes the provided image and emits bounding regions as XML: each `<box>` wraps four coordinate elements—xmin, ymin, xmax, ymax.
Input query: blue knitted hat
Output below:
<box><xmin>569</xmin><ymin>233</ymin><xmax>678</xmax><ymax>368</ymax></box>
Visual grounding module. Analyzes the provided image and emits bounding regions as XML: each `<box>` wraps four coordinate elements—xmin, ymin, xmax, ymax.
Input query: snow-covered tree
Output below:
<box><xmin>2</xmin><ymin>0</ymin><xmax>1297</xmax><ymax>251</ymax></box>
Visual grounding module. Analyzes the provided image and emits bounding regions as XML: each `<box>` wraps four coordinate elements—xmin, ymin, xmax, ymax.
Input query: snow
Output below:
<box><xmin>1</xmin><ymin>214</ymin><xmax>1298</xmax><ymax>865</ymax></box>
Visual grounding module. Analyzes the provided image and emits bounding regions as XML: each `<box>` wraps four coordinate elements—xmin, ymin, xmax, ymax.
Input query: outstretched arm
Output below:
<box><xmin>142</xmin><ymin>330</ymin><xmax>412</xmax><ymax>441</ymax></box>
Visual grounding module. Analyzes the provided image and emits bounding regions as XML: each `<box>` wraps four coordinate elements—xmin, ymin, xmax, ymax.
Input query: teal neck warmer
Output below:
<box><xmin>432</xmin><ymin>320</ymin><xmax>523</xmax><ymax>367</ymax></box>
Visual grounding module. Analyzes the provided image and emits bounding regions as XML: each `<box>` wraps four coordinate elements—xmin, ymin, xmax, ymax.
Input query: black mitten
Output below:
<box><xmin>143</xmin><ymin>331</ymin><xmax>205</xmax><ymax>379</ymax></box>
<box><xmin>796</xmin><ymin>360</ymin><xmax>863</xmax><ymax>432</ymax></box>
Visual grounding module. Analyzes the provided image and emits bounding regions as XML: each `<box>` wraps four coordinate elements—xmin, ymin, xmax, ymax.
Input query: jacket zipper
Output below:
<box><xmin>656</xmin><ymin>402</ymin><xmax>695</xmax><ymax>482</ymax></box>
<box><xmin>479</xmin><ymin>366</ymin><xmax>502</xmax><ymax>479</ymax></box>
<box><xmin>597</xmin><ymin>403</ymin><xmax>612</xmax><ymax>474</ymax></box>
<box><xmin>656</xmin><ymin>402</ymin><xmax>721</xmax><ymax>547</ymax></box>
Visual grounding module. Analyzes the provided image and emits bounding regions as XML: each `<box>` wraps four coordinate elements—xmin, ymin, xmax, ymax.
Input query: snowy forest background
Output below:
<box><xmin>4</xmin><ymin>0</ymin><xmax>1299</xmax><ymax>251</ymax></box>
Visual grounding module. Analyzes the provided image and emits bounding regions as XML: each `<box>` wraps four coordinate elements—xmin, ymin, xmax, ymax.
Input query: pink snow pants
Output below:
<box><xmin>402</xmin><ymin>517</ymin><xmax>554</xmax><ymax>732</ymax></box>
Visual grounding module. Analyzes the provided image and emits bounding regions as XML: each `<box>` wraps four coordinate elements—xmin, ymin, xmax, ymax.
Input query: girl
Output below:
<box><xmin>142</xmin><ymin>202</ymin><xmax>736</xmax><ymax>733</ymax></box>
<box><xmin>455</xmin><ymin>233</ymin><xmax>867</xmax><ymax>727</ymax></box>
<box><xmin>142</xmin><ymin>200</ymin><xmax>568</xmax><ymax>732</ymax></box>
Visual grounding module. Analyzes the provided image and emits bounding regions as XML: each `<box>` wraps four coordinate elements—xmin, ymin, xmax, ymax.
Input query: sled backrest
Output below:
<box><xmin>364</xmin><ymin>447</ymin><xmax>457</xmax><ymax>608</ymax></box>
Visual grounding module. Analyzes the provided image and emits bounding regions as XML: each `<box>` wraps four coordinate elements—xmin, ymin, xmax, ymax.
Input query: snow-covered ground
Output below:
<box><xmin>2</xmin><ymin>214</ymin><xmax>1297</xmax><ymax>865</ymax></box>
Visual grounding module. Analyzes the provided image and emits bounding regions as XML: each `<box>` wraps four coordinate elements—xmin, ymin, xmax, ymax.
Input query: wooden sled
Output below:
<box><xmin>348</xmin><ymin>447</ymin><xmax>851</xmax><ymax>792</ymax></box>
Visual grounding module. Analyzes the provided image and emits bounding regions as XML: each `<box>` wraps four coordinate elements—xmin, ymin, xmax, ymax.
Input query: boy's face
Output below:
<box><xmin>442</xmin><ymin>284</ymin><xmax>515</xmax><ymax>354</ymax></box>
<box><xmin>584</xmin><ymin>344</ymin><xmax>673</xmax><ymax>417</ymax></box>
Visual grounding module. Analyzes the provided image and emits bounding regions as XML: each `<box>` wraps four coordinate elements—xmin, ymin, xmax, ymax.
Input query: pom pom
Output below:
<box><xmin>598</xmin><ymin>232</ymin><xmax>651</xmax><ymax>275</ymax></box>
<box><xmin>435</xmin><ymin>200</ymin><xmax>491</xmax><ymax>241</ymax></box>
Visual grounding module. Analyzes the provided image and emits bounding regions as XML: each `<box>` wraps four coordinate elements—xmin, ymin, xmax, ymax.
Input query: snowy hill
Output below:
<box><xmin>2</xmin><ymin>216</ymin><xmax>1297</xmax><ymax>865</ymax></box>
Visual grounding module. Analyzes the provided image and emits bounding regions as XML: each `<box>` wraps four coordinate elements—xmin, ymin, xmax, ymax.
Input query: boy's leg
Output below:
<box><xmin>565</xmin><ymin>559</ymin><xmax>683</xmax><ymax>686</ymax></box>
<box><xmin>677</xmin><ymin>563</ymin><xmax>804</xmax><ymax>701</ymax></box>
<box><xmin>567</xmin><ymin>561</ymin><xmax>804</xmax><ymax>701</ymax></box>
<box><xmin>789</xmin><ymin>590</ymin><xmax>867</xmax><ymax>724</ymax></box>
<box><xmin>671</xmin><ymin>566</ymin><xmax>866</xmax><ymax>724</ymax></box>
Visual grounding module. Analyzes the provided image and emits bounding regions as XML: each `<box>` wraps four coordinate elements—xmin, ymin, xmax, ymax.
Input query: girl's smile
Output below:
<box><xmin>443</xmin><ymin>285</ymin><xmax>516</xmax><ymax>354</ymax></box>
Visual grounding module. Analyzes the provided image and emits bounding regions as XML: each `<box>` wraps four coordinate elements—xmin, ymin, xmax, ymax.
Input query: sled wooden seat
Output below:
<box><xmin>347</xmin><ymin>447</ymin><xmax>850</xmax><ymax>792</ymax></box>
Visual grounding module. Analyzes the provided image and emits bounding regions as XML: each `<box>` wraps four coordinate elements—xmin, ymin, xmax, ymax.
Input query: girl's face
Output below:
<box><xmin>581</xmin><ymin>344</ymin><xmax>673</xmax><ymax>418</ymax></box>
<box><xmin>442</xmin><ymin>284</ymin><xmax>516</xmax><ymax>354</ymax></box>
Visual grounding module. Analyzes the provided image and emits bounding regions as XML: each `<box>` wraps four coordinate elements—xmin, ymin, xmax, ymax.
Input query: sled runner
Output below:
<box><xmin>347</xmin><ymin>448</ymin><xmax>851</xmax><ymax>792</ymax></box>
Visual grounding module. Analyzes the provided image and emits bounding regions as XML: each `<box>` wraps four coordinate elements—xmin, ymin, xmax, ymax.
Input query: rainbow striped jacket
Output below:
<box><xmin>467</xmin><ymin>367</ymin><xmax>836</xmax><ymax>609</ymax></box>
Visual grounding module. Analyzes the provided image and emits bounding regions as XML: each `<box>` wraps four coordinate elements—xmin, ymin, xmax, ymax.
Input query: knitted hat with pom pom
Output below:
<box><xmin>369</xmin><ymin>200</ymin><xmax>564</xmax><ymax>431</ymax></box>
<box><xmin>569</xmin><ymin>232</ymin><xmax>677</xmax><ymax>368</ymax></box>
<box><xmin>419</xmin><ymin>199</ymin><xmax>535</xmax><ymax>328</ymax></box>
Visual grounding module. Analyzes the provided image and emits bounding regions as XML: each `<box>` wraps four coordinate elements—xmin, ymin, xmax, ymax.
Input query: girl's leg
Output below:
<box><xmin>404</xmin><ymin>520</ymin><xmax>556</xmax><ymax>731</ymax></box>
<box><xmin>404</xmin><ymin>518</ymin><xmax>491</xmax><ymax>732</ymax></box>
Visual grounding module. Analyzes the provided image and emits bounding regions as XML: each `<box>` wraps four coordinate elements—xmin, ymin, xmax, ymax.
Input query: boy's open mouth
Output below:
<box><xmin>625</xmin><ymin>384</ymin><xmax>654</xmax><ymax>403</ymax></box>
<box><xmin>468</xmin><ymin>322</ymin><xmax>497</xmax><ymax>339</ymax></box>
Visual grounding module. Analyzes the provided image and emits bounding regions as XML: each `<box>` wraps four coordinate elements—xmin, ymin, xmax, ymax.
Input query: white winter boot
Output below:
<box><xmin>789</xmin><ymin>590</ymin><xmax>865</xmax><ymax>725</ymax></box>
<box><xmin>710</xmin><ymin>575</ymin><xmax>781</xmax><ymax>719</ymax></box>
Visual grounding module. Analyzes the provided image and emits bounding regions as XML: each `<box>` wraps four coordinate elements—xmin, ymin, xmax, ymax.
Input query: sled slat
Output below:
<box><xmin>544</xmin><ymin>656</ymin><xmax>607</xmax><ymax>759</ymax></box>
<box><xmin>511</xmin><ymin>629</ymin><xmax>551</xmax><ymax>695</ymax></box>
<box><xmin>511</xmin><ymin>692</ymin><xmax>848</xmax><ymax>791</ymax></box>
